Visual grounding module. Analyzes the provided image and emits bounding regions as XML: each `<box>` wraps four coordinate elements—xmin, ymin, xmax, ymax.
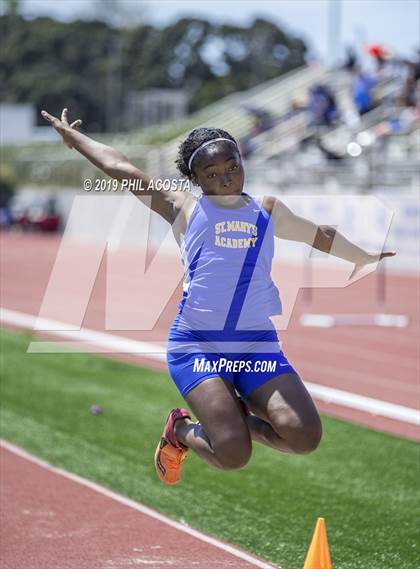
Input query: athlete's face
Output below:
<box><xmin>192</xmin><ymin>145</ymin><xmax>245</xmax><ymax>201</ymax></box>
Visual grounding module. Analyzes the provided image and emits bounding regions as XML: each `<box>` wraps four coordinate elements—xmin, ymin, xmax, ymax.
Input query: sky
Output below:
<box><xmin>13</xmin><ymin>0</ymin><xmax>420</xmax><ymax>63</ymax></box>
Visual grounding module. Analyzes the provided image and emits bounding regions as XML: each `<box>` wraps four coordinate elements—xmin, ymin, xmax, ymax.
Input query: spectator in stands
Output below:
<box><xmin>0</xmin><ymin>206</ymin><xmax>13</xmax><ymax>230</ymax></box>
<box><xmin>343</xmin><ymin>45</ymin><xmax>358</xmax><ymax>72</ymax></box>
<box><xmin>351</xmin><ymin>67</ymin><xmax>377</xmax><ymax>116</ymax></box>
<box><xmin>308</xmin><ymin>84</ymin><xmax>339</xmax><ymax>127</ymax></box>
<box><xmin>239</xmin><ymin>107</ymin><xmax>276</xmax><ymax>158</ymax></box>
<box><xmin>0</xmin><ymin>178</ymin><xmax>14</xmax><ymax>231</ymax></box>
<box><xmin>252</xmin><ymin>108</ymin><xmax>275</xmax><ymax>134</ymax></box>
<box><xmin>284</xmin><ymin>96</ymin><xmax>308</xmax><ymax>120</ymax></box>
<box><xmin>377</xmin><ymin>91</ymin><xmax>419</xmax><ymax>137</ymax></box>
<box><xmin>402</xmin><ymin>49</ymin><xmax>420</xmax><ymax>108</ymax></box>
<box><xmin>366</xmin><ymin>43</ymin><xmax>393</xmax><ymax>75</ymax></box>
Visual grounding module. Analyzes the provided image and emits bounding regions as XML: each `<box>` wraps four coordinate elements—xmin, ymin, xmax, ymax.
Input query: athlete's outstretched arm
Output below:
<box><xmin>41</xmin><ymin>108</ymin><xmax>185</xmax><ymax>223</ymax></box>
<box><xmin>265</xmin><ymin>196</ymin><xmax>395</xmax><ymax>277</ymax></box>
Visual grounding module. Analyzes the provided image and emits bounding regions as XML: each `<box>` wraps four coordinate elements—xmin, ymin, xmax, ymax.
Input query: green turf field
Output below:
<box><xmin>1</xmin><ymin>328</ymin><xmax>419</xmax><ymax>569</ymax></box>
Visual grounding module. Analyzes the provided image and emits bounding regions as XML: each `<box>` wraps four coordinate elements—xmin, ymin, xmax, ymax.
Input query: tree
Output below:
<box><xmin>0</xmin><ymin>15</ymin><xmax>307</xmax><ymax>131</ymax></box>
<box><xmin>2</xmin><ymin>0</ymin><xmax>20</xmax><ymax>16</ymax></box>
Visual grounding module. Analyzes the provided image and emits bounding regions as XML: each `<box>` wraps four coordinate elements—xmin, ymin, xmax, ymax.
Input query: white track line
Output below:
<box><xmin>1</xmin><ymin>440</ymin><xmax>279</xmax><ymax>569</ymax></box>
<box><xmin>0</xmin><ymin>307</ymin><xmax>166</xmax><ymax>360</ymax></box>
<box><xmin>304</xmin><ymin>382</ymin><xmax>419</xmax><ymax>425</ymax></box>
<box><xmin>1</xmin><ymin>307</ymin><xmax>419</xmax><ymax>427</ymax></box>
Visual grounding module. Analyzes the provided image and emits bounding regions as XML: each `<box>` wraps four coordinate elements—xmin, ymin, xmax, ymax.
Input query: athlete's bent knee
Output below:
<box><xmin>290</xmin><ymin>421</ymin><xmax>323</xmax><ymax>454</ymax></box>
<box><xmin>269</xmin><ymin>406</ymin><xmax>322</xmax><ymax>454</ymax></box>
<box><xmin>213</xmin><ymin>434</ymin><xmax>252</xmax><ymax>470</ymax></box>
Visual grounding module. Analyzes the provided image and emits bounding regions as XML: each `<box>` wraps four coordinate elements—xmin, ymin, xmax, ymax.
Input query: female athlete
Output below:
<box><xmin>42</xmin><ymin>108</ymin><xmax>395</xmax><ymax>485</ymax></box>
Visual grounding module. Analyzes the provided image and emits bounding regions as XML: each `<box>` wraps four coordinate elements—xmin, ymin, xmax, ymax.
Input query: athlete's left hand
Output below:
<box><xmin>350</xmin><ymin>250</ymin><xmax>396</xmax><ymax>279</ymax></box>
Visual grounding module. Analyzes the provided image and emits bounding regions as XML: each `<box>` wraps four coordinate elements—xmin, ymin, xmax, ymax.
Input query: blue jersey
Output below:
<box><xmin>176</xmin><ymin>192</ymin><xmax>282</xmax><ymax>332</ymax></box>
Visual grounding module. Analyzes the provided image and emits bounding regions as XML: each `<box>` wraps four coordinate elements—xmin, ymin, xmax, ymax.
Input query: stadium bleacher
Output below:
<box><xmin>145</xmin><ymin>61</ymin><xmax>419</xmax><ymax>196</ymax></box>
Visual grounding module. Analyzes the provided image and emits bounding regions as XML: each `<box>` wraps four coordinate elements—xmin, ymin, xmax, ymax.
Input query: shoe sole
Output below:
<box><xmin>154</xmin><ymin>410</ymin><xmax>190</xmax><ymax>485</ymax></box>
<box><xmin>154</xmin><ymin>440</ymin><xmax>187</xmax><ymax>486</ymax></box>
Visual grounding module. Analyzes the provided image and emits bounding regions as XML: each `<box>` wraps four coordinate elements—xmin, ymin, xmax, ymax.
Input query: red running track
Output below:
<box><xmin>0</xmin><ymin>443</ymin><xmax>278</xmax><ymax>569</ymax></box>
<box><xmin>1</xmin><ymin>232</ymin><xmax>419</xmax><ymax>442</ymax></box>
<box><xmin>1</xmin><ymin>232</ymin><xmax>418</xmax><ymax>569</ymax></box>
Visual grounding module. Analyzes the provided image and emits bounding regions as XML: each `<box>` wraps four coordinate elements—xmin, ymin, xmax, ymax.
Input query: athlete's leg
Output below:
<box><xmin>174</xmin><ymin>376</ymin><xmax>252</xmax><ymax>470</ymax></box>
<box><xmin>244</xmin><ymin>373</ymin><xmax>322</xmax><ymax>454</ymax></box>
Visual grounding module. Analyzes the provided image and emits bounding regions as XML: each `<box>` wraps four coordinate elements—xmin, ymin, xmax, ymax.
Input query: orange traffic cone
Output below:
<box><xmin>302</xmin><ymin>517</ymin><xmax>332</xmax><ymax>569</ymax></box>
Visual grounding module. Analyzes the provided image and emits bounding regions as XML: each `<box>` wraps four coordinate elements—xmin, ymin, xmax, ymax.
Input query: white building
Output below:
<box><xmin>0</xmin><ymin>103</ymin><xmax>57</xmax><ymax>144</ymax></box>
<box><xmin>126</xmin><ymin>89</ymin><xmax>188</xmax><ymax>129</ymax></box>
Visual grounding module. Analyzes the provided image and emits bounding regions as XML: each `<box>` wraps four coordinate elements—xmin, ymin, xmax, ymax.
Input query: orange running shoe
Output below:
<box><xmin>154</xmin><ymin>408</ymin><xmax>190</xmax><ymax>485</ymax></box>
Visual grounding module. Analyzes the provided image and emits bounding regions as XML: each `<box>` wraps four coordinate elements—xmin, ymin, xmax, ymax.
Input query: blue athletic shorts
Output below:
<box><xmin>167</xmin><ymin>314</ymin><xmax>296</xmax><ymax>399</ymax></box>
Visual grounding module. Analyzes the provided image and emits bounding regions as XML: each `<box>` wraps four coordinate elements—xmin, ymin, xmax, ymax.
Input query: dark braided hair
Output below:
<box><xmin>175</xmin><ymin>127</ymin><xmax>238</xmax><ymax>181</ymax></box>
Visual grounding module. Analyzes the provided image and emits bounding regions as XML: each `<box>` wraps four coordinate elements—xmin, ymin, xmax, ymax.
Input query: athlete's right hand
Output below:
<box><xmin>41</xmin><ymin>108</ymin><xmax>82</xmax><ymax>149</ymax></box>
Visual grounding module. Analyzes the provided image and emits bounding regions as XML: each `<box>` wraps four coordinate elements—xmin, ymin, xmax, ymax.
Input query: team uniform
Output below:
<box><xmin>166</xmin><ymin>191</ymin><xmax>296</xmax><ymax>400</ymax></box>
